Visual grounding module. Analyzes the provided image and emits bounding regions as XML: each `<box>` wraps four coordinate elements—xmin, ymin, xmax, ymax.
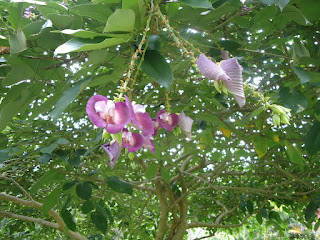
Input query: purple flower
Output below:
<box><xmin>86</xmin><ymin>95</ymin><xmax>130</xmax><ymax>134</ymax></box>
<box><xmin>102</xmin><ymin>141</ymin><xmax>121</xmax><ymax>168</ymax></box>
<box><xmin>152</xmin><ymin>118</ymin><xmax>161</xmax><ymax>136</ymax></box>
<box><xmin>179</xmin><ymin>111</ymin><xmax>193</xmax><ymax>139</ymax></box>
<box><xmin>156</xmin><ymin>110</ymin><xmax>179</xmax><ymax>131</ymax></box>
<box><xmin>142</xmin><ymin>134</ymin><xmax>155</xmax><ymax>154</ymax></box>
<box><xmin>125</xmin><ymin>96</ymin><xmax>154</xmax><ymax>136</ymax></box>
<box><xmin>196</xmin><ymin>54</ymin><xmax>245</xmax><ymax>107</ymax></box>
<box><xmin>122</xmin><ymin>128</ymin><xmax>143</xmax><ymax>152</ymax></box>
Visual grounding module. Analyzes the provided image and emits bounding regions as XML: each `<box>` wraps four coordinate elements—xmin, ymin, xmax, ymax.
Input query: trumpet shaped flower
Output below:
<box><xmin>102</xmin><ymin>141</ymin><xmax>121</xmax><ymax>169</ymax></box>
<box><xmin>86</xmin><ymin>95</ymin><xmax>130</xmax><ymax>134</ymax></box>
<box><xmin>122</xmin><ymin>128</ymin><xmax>143</xmax><ymax>152</ymax></box>
<box><xmin>156</xmin><ymin>110</ymin><xmax>179</xmax><ymax>131</ymax></box>
<box><xmin>197</xmin><ymin>54</ymin><xmax>245</xmax><ymax>107</ymax></box>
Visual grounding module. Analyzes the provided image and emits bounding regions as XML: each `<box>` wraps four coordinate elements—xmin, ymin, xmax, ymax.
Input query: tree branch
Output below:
<box><xmin>0</xmin><ymin>193</ymin><xmax>87</xmax><ymax>240</ymax></box>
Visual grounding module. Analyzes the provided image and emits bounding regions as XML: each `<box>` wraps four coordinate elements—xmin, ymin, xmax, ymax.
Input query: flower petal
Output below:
<box><xmin>122</xmin><ymin>129</ymin><xmax>143</xmax><ymax>152</ymax></box>
<box><xmin>125</xmin><ymin>95</ymin><xmax>141</xmax><ymax>127</ymax></box>
<box><xmin>86</xmin><ymin>95</ymin><xmax>108</xmax><ymax>128</ymax></box>
<box><xmin>179</xmin><ymin>111</ymin><xmax>193</xmax><ymax>139</ymax></box>
<box><xmin>220</xmin><ymin>58</ymin><xmax>245</xmax><ymax>107</ymax></box>
<box><xmin>106</xmin><ymin>124</ymin><xmax>125</xmax><ymax>134</ymax></box>
<box><xmin>157</xmin><ymin>110</ymin><xmax>179</xmax><ymax>131</ymax></box>
<box><xmin>142</xmin><ymin>135</ymin><xmax>155</xmax><ymax>154</ymax></box>
<box><xmin>113</xmin><ymin>102</ymin><xmax>131</xmax><ymax>125</ymax></box>
<box><xmin>196</xmin><ymin>54</ymin><xmax>230</xmax><ymax>82</ymax></box>
<box><xmin>136</xmin><ymin>112</ymin><xmax>154</xmax><ymax>136</ymax></box>
<box><xmin>102</xmin><ymin>141</ymin><xmax>121</xmax><ymax>169</ymax></box>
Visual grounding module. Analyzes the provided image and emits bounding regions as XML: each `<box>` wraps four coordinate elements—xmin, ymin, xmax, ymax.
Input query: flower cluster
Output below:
<box><xmin>86</xmin><ymin>95</ymin><xmax>193</xmax><ymax>168</ymax></box>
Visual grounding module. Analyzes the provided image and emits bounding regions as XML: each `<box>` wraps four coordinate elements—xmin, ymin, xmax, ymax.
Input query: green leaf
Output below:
<box><xmin>30</xmin><ymin>170</ymin><xmax>65</xmax><ymax>194</ymax></box>
<box><xmin>218</xmin><ymin>40</ymin><xmax>241</xmax><ymax>52</ymax></box>
<box><xmin>47</xmin><ymin>14</ymin><xmax>74</xmax><ymax>29</ymax></box>
<box><xmin>54</xmin><ymin>36</ymin><xmax>130</xmax><ymax>55</ymax></box>
<box><xmin>0</xmin><ymin>133</ymin><xmax>8</xmax><ymax>149</ymax></box>
<box><xmin>246</xmin><ymin>200</ymin><xmax>254</xmax><ymax>214</ymax></box>
<box><xmin>141</xmin><ymin>50</ymin><xmax>173</xmax><ymax>89</ymax></box>
<box><xmin>260</xmin><ymin>208</ymin><xmax>268</xmax><ymax>218</ymax></box>
<box><xmin>42</xmin><ymin>188</ymin><xmax>62</xmax><ymax>213</ymax></box>
<box><xmin>0</xmin><ymin>84</ymin><xmax>41</xmax><ymax>132</ymax></box>
<box><xmin>68</xmin><ymin>157</ymin><xmax>81</xmax><ymax>168</ymax></box>
<box><xmin>293</xmin><ymin>40</ymin><xmax>310</xmax><ymax>58</ymax></box>
<box><xmin>81</xmin><ymin>200</ymin><xmax>94</xmax><ymax>214</ymax></box>
<box><xmin>256</xmin><ymin>213</ymin><xmax>263</xmax><ymax>224</ymax></box>
<box><xmin>145</xmin><ymin>162</ymin><xmax>158</xmax><ymax>181</ymax></box>
<box><xmin>76</xmin><ymin>182</ymin><xmax>92</xmax><ymax>200</ymax></box>
<box><xmin>258</xmin><ymin>0</ymin><xmax>290</xmax><ymax>11</ymax></box>
<box><xmin>62</xmin><ymin>181</ymin><xmax>78</xmax><ymax>191</ymax></box>
<box><xmin>291</xmin><ymin>66</ymin><xmax>310</xmax><ymax>83</ymax></box>
<box><xmin>61</xmin><ymin>207</ymin><xmax>76</xmax><ymax>231</ymax></box>
<box><xmin>147</xmin><ymin>35</ymin><xmax>162</xmax><ymax>51</ymax></box>
<box><xmin>40</xmin><ymin>143</ymin><xmax>58</xmax><ymax>154</ymax></box>
<box><xmin>305</xmin><ymin>122</ymin><xmax>320</xmax><ymax>156</ymax></box>
<box><xmin>106</xmin><ymin>176</ymin><xmax>133</xmax><ymax>195</ymax></box>
<box><xmin>70</xmin><ymin>4</ymin><xmax>112</xmax><ymax>22</ymax></box>
<box><xmin>91</xmin><ymin>212</ymin><xmax>108</xmax><ymax>233</ymax></box>
<box><xmin>279</xmin><ymin>87</ymin><xmax>307</xmax><ymax>114</ymax></box>
<box><xmin>50</xmin><ymin>77</ymin><xmax>92</xmax><ymax>120</ymax></box>
<box><xmin>103</xmin><ymin>9</ymin><xmax>135</xmax><ymax>33</ymax></box>
<box><xmin>179</xmin><ymin>0</ymin><xmax>213</xmax><ymax>9</ymax></box>
<box><xmin>9</xmin><ymin>30</ymin><xmax>27</xmax><ymax>54</ymax></box>
<box><xmin>122</xmin><ymin>0</ymin><xmax>146</xmax><ymax>29</ymax></box>
<box><xmin>161</xmin><ymin>167</ymin><xmax>171</xmax><ymax>184</ymax></box>
<box><xmin>283</xmin><ymin>5</ymin><xmax>310</xmax><ymax>26</ymax></box>
<box><xmin>305</xmin><ymin>200</ymin><xmax>320</xmax><ymax>221</ymax></box>
<box><xmin>39</xmin><ymin>153</ymin><xmax>52</xmax><ymax>163</ymax></box>
<box><xmin>285</xmin><ymin>141</ymin><xmax>305</xmax><ymax>168</ymax></box>
<box><xmin>52</xmin><ymin>29</ymin><xmax>109</xmax><ymax>39</ymax></box>
<box><xmin>253</xmin><ymin>135</ymin><xmax>268</xmax><ymax>158</ymax></box>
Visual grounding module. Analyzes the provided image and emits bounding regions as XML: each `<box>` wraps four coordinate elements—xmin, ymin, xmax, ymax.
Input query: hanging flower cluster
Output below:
<box><xmin>86</xmin><ymin>95</ymin><xmax>193</xmax><ymax>168</ymax></box>
<box><xmin>196</xmin><ymin>53</ymin><xmax>246</xmax><ymax>108</ymax></box>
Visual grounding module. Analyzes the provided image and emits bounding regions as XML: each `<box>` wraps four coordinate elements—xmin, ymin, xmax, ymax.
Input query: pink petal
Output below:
<box><xmin>196</xmin><ymin>54</ymin><xmax>230</xmax><ymax>82</ymax></box>
<box><xmin>179</xmin><ymin>111</ymin><xmax>193</xmax><ymax>139</ymax></box>
<box><xmin>102</xmin><ymin>141</ymin><xmax>121</xmax><ymax>169</ymax></box>
<box><xmin>136</xmin><ymin>112</ymin><xmax>154</xmax><ymax>136</ymax></box>
<box><xmin>157</xmin><ymin>110</ymin><xmax>179</xmax><ymax>131</ymax></box>
<box><xmin>106</xmin><ymin>124</ymin><xmax>125</xmax><ymax>134</ymax></box>
<box><xmin>86</xmin><ymin>95</ymin><xmax>108</xmax><ymax>128</ymax></box>
<box><xmin>220</xmin><ymin>58</ymin><xmax>245</xmax><ymax>107</ymax></box>
<box><xmin>113</xmin><ymin>102</ymin><xmax>131</xmax><ymax>125</ymax></box>
<box><xmin>122</xmin><ymin>129</ymin><xmax>143</xmax><ymax>152</ymax></box>
<box><xmin>125</xmin><ymin>95</ymin><xmax>141</xmax><ymax>127</ymax></box>
<box><xmin>142</xmin><ymin>135</ymin><xmax>155</xmax><ymax>154</ymax></box>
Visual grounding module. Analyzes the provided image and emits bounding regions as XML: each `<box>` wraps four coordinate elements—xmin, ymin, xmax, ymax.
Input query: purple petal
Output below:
<box><xmin>102</xmin><ymin>141</ymin><xmax>121</xmax><ymax>169</ymax></box>
<box><xmin>106</xmin><ymin>124</ymin><xmax>125</xmax><ymax>134</ymax></box>
<box><xmin>136</xmin><ymin>112</ymin><xmax>154</xmax><ymax>136</ymax></box>
<box><xmin>86</xmin><ymin>95</ymin><xmax>108</xmax><ymax>128</ymax></box>
<box><xmin>157</xmin><ymin>110</ymin><xmax>179</xmax><ymax>131</ymax></box>
<box><xmin>179</xmin><ymin>111</ymin><xmax>193</xmax><ymax>139</ymax></box>
<box><xmin>196</xmin><ymin>54</ymin><xmax>230</xmax><ymax>82</ymax></box>
<box><xmin>152</xmin><ymin>118</ymin><xmax>161</xmax><ymax>136</ymax></box>
<box><xmin>122</xmin><ymin>129</ymin><xmax>143</xmax><ymax>152</ymax></box>
<box><xmin>142</xmin><ymin>135</ymin><xmax>155</xmax><ymax>154</ymax></box>
<box><xmin>220</xmin><ymin>58</ymin><xmax>245</xmax><ymax>107</ymax></box>
<box><xmin>221</xmin><ymin>50</ymin><xmax>229</xmax><ymax>60</ymax></box>
<box><xmin>113</xmin><ymin>102</ymin><xmax>131</xmax><ymax>125</ymax></box>
<box><xmin>125</xmin><ymin>95</ymin><xmax>141</xmax><ymax>127</ymax></box>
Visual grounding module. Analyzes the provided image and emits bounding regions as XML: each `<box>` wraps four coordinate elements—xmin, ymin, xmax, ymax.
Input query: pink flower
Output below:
<box><xmin>179</xmin><ymin>111</ymin><xmax>193</xmax><ymax>139</ymax></box>
<box><xmin>142</xmin><ymin>134</ymin><xmax>155</xmax><ymax>154</ymax></box>
<box><xmin>122</xmin><ymin>128</ymin><xmax>144</xmax><ymax>152</ymax></box>
<box><xmin>125</xmin><ymin>96</ymin><xmax>154</xmax><ymax>136</ymax></box>
<box><xmin>102</xmin><ymin>141</ymin><xmax>121</xmax><ymax>168</ymax></box>
<box><xmin>86</xmin><ymin>95</ymin><xmax>130</xmax><ymax>134</ymax></box>
<box><xmin>156</xmin><ymin>110</ymin><xmax>179</xmax><ymax>131</ymax></box>
<box><xmin>196</xmin><ymin>54</ymin><xmax>245</xmax><ymax>107</ymax></box>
